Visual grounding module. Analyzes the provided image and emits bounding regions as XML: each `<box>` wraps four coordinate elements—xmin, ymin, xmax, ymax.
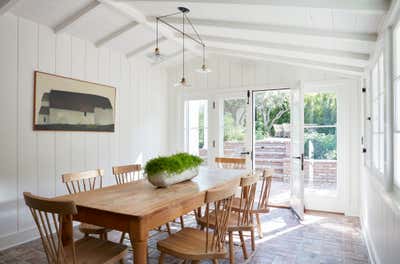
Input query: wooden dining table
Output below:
<box><xmin>56</xmin><ymin>167</ymin><xmax>247</xmax><ymax>264</ymax></box>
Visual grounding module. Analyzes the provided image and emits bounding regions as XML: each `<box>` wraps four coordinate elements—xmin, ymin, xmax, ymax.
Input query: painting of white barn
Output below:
<box><xmin>34</xmin><ymin>71</ymin><xmax>115</xmax><ymax>132</ymax></box>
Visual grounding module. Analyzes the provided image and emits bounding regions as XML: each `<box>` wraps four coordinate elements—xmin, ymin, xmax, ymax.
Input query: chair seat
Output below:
<box><xmin>157</xmin><ymin>228</ymin><xmax>227</xmax><ymax>260</ymax></box>
<box><xmin>231</xmin><ymin>197</ymin><xmax>270</xmax><ymax>214</ymax></box>
<box><xmin>66</xmin><ymin>237</ymin><xmax>128</xmax><ymax>264</ymax></box>
<box><xmin>79</xmin><ymin>223</ymin><xmax>110</xmax><ymax>235</ymax></box>
<box><xmin>197</xmin><ymin>211</ymin><xmax>254</xmax><ymax>232</ymax></box>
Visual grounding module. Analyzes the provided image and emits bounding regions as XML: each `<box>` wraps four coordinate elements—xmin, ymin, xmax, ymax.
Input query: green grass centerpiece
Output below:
<box><xmin>145</xmin><ymin>153</ymin><xmax>203</xmax><ymax>187</ymax></box>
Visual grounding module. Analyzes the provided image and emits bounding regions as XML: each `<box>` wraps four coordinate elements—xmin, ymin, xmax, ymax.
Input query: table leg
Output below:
<box><xmin>61</xmin><ymin>215</ymin><xmax>74</xmax><ymax>247</ymax></box>
<box><xmin>61</xmin><ymin>215</ymin><xmax>75</xmax><ymax>259</ymax></box>
<box><xmin>129</xmin><ymin>223</ymin><xmax>148</xmax><ymax>264</ymax></box>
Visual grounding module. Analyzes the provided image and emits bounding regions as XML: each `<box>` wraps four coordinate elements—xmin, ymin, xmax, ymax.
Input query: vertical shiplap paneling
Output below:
<box><xmin>17</xmin><ymin>17</ymin><xmax>38</xmax><ymax>230</ymax></box>
<box><xmin>230</xmin><ymin>59</ymin><xmax>242</xmax><ymax>88</ymax></box>
<box><xmin>242</xmin><ymin>61</ymin><xmax>256</xmax><ymax>87</ymax></box>
<box><xmin>37</xmin><ymin>24</ymin><xmax>56</xmax><ymax>197</ymax></box>
<box><xmin>98</xmin><ymin>48</ymin><xmax>111</xmax><ymax>185</ymax></box>
<box><xmin>70</xmin><ymin>36</ymin><xmax>86</xmax><ymax>173</ymax></box>
<box><xmin>218</xmin><ymin>57</ymin><xmax>230</xmax><ymax>89</ymax></box>
<box><xmin>255</xmin><ymin>63</ymin><xmax>268</xmax><ymax>86</ymax></box>
<box><xmin>55</xmin><ymin>33</ymin><xmax>72</xmax><ymax>195</ymax></box>
<box><xmin>0</xmin><ymin>14</ymin><xmax>169</xmax><ymax>247</ymax></box>
<box><xmin>84</xmin><ymin>41</ymin><xmax>99</xmax><ymax>171</ymax></box>
<box><xmin>109</xmin><ymin>51</ymin><xmax>120</xmax><ymax>176</ymax></box>
<box><xmin>119</xmin><ymin>57</ymin><xmax>130</xmax><ymax>163</ymax></box>
<box><xmin>130</xmin><ymin>60</ymin><xmax>143</xmax><ymax>163</ymax></box>
<box><xmin>0</xmin><ymin>14</ymin><xmax>18</xmax><ymax>237</ymax></box>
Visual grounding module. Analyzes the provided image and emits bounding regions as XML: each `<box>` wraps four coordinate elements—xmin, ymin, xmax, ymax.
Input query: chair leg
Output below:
<box><xmin>166</xmin><ymin>223</ymin><xmax>171</xmax><ymax>235</ymax></box>
<box><xmin>180</xmin><ymin>216</ymin><xmax>184</xmax><ymax>228</ymax></box>
<box><xmin>229</xmin><ymin>231</ymin><xmax>234</xmax><ymax>264</ymax></box>
<box><xmin>119</xmin><ymin>232</ymin><xmax>126</xmax><ymax>244</ymax></box>
<box><xmin>212</xmin><ymin>259</ymin><xmax>219</xmax><ymax>264</ymax></box>
<box><xmin>250</xmin><ymin>229</ymin><xmax>256</xmax><ymax>251</ymax></box>
<box><xmin>256</xmin><ymin>214</ymin><xmax>263</xmax><ymax>238</ymax></box>
<box><xmin>103</xmin><ymin>232</ymin><xmax>108</xmax><ymax>241</ymax></box>
<box><xmin>158</xmin><ymin>252</ymin><xmax>165</xmax><ymax>264</ymax></box>
<box><xmin>239</xmin><ymin>231</ymin><xmax>248</xmax><ymax>259</ymax></box>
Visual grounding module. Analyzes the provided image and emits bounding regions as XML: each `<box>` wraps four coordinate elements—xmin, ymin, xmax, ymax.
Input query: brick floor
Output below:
<box><xmin>0</xmin><ymin>208</ymin><xmax>370</xmax><ymax>264</ymax></box>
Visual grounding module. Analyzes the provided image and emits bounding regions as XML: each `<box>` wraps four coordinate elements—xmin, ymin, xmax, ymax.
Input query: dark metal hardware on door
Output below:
<box><xmin>240</xmin><ymin>151</ymin><xmax>251</xmax><ymax>155</ymax></box>
<box><xmin>292</xmin><ymin>153</ymin><xmax>304</xmax><ymax>171</ymax></box>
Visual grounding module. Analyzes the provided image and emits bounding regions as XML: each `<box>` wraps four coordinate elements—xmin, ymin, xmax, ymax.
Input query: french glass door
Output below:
<box><xmin>301</xmin><ymin>84</ymin><xmax>344</xmax><ymax>213</ymax></box>
<box><xmin>219</xmin><ymin>93</ymin><xmax>252</xmax><ymax>168</ymax></box>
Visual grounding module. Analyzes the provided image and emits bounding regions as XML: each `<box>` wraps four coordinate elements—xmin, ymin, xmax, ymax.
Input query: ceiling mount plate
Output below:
<box><xmin>178</xmin><ymin>7</ymin><xmax>190</xmax><ymax>13</ymax></box>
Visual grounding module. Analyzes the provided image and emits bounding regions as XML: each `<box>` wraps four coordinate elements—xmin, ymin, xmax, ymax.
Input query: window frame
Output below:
<box><xmin>368</xmin><ymin>51</ymin><xmax>386</xmax><ymax>179</ymax></box>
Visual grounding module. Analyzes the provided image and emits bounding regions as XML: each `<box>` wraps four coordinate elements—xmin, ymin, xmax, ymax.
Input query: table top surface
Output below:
<box><xmin>56</xmin><ymin>167</ymin><xmax>247</xmax><ymax>217</ymax></box>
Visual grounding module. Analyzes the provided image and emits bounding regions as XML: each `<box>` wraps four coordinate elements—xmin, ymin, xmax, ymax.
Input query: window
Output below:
<box><xmin>370</xmin><ymin>53</ymin><xmax>385</xmax><ymax>176</ymax></box>
<box><xmin>184</xmin><ymin>100</ymin><xmax>208</xmax><ymax>164</ymax></box>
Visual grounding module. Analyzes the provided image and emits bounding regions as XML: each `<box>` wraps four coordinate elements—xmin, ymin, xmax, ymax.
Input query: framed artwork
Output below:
<box><xmin>33</xmin><ymin>71</ymin><xmax>116</xmax><ymax>132</ymax></box>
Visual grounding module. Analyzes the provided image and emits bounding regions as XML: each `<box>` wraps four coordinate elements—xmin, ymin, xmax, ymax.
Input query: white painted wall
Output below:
<box><xmin>0</xmin><ymin>13</ymin><xmax>168</xmax><ymax>249</ymax></box>
<box><xmin>166</xmin><ymin>55</ymin><xmax>361</xmax><ymax>216</ymax></box>
<box><xmin>360</xmin><ymin>168</ymin><xmax>400</xmax><ymax>264</ymax></box>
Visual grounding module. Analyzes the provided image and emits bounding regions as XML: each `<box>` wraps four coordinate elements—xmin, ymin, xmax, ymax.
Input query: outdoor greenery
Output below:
<box><xmin>221</xmin><ymin>91</ymin><xmax>337</xmax><ymax>160</ymax></box>
<box><xmin>223</xmin><ymin>99</ymin><xmax>247</xmax><ymax>141</ymax></box>
<box><xmin>254</xmin><ymin>91</ymin><xmax>290</xmax><ymax>139</ymax></box>
<box><xmin>145</xmin><ymin>153</ymin><xmax>203</xmax><ymax>177</ymax></box>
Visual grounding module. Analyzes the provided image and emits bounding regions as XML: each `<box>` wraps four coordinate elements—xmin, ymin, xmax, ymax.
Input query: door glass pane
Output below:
<box><xmin>304</xmin><ymin>92</ymin><xmax>337</xmax><ymax>195</ymax></box>
<box><xmin>185</xmin><ymin>100</ymin><xmax>208</xmax><ymax>165</ymax></box>
<box><xmin>223</xmin><ymin>98</ymin><xmax>247</xmax><ymax>157</ymax></box>
<box><xmin>253</xmin><ymin>90</ymin><xmax>291</xmax><ymax>206</ymax></box>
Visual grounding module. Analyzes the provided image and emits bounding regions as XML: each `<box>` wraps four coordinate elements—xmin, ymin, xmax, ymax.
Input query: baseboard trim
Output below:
<box><xmin>0</xmin><ymin>227</ymin><xmax>39</xmax><ymax>251</ymax></box>
<box><xmin>361</xmin><ymin>217</ymin><xmax>380</xmax><ymax>264</ymax></box>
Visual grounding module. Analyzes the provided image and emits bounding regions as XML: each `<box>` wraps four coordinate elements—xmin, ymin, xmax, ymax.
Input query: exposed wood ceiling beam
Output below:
<box><xmin>209</xmin><ymin>47</ymin><xmax>364</xmax><ymax>76</ymax></box>
<box><xmin>100</xmin><ymin>0</ymin><xmax>201</xmax><ymax>55</ymax></box>
<box><xmin>96</xmin><ymin>21</ymin><xmax>139</xmax><ymax>47</ymax></box>
<box><xmin>0</xmin><ymin>0</ymin><xmax>20</xmax><ymax>15</ymax></box>
<box><xmin>154</xmin><ymin>17</ymin><xmax>377</xmax><ymax>42</ymax></box>
<box><xmin>194</xmin><ymin>34</ymin><xmax>370</xmax><ymax>62</ymax></box>
<box><xmin>126</xmin><ymin>36</ymin><xmax>167</xmax><ymax>58</ymax></box>
<box><xmin>120</xmin><ymin>0</ymin><xmax>389</xmax><ymax>13</ymax></box>
<box><xmin>54</xmin><ymin>0</ymin><xmax>100</xmax><ymax>34</ymax></box>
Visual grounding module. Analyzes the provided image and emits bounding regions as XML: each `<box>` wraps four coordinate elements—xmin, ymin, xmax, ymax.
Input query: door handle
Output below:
<box><xmin>292</xmin><ymin>154</ymin><xmax>304</xmax><ymax>171</ymax></box>
<box><xmin>240</xmin><ymin>151</ymin><xmax>251</xmax><ymax>155</ymax></box>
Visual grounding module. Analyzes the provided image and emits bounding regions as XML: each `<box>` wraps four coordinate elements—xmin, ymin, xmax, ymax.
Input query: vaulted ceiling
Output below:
<box><xmin>1</xmin><ymin>0</ymin><xmax>392</xmax><ymax>76</ymax></box>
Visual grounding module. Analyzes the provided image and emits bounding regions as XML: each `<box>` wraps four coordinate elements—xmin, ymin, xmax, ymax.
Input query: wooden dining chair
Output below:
<box><xmin>215</xmin><ymin>157</ymin><xmax>246</xmax><ymax>169</ymax></box>
<box><xmin>112</xmin><ymin>164</ymin><xmax>174</xmax><ymax>243</ymax></box>
<box><xmin>157</xmin><ymin>183</ymin><xmax>237</xmax><ymax>264</ymax></box>
<box><xmin>23</xmin><ymin>192</ymin><xmax>128</xmax><ymax>264</ymax></box>
<box><xmin>253</xmin><ymin>168</ymin><xmax>273</xmax><ymax>238</ymax></box>
<box><xmin>197</xmin><ymin>175</ymin><xmax>258</xmax><ymax>264</ymax></box>
<box><xmin>62</xmin><ymin>169</ymin><xmax>110</xmax><ymax>240</ymax></box>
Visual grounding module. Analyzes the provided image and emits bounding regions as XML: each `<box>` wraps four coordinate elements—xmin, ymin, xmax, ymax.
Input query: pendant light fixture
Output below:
<box><xmin>155</xmin><ymin>7</ymin><xmax>210</xmax><ymax>87</ymax></box>
<box><xmin>149</xmin><ymin>18</ymin><xmax>166</xmax><ymax>63</ymax></box>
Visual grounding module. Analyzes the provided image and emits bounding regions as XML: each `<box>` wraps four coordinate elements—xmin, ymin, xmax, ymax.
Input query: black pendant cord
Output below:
<box><xmin>155</xmin><ymin>18</ymin><xmax>159</xmax><ymax>50</ymax></box>
<box><xmin>184</xmin><ymin>13</ymin><xmax>203</xmax><ymax>45</ymax></box>
<box><xmin>202</xmin><ymin>44</ymin><xmax>206</xmax><ymax>66</ymax></box>
<box><xmin>182</xmin><ymin>11</ymin><xmax>185</xmax><ymax>80</ymax></box>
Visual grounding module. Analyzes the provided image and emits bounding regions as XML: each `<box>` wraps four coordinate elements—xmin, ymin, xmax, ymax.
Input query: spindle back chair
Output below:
<box><xmin>112</xmin><ymin>164</ymin><xmax>142</xmax><ymax>184</ymax></box>
<box><xmin>215</xmin><ymin>157</ymin><xmax>246</xmax><ymax>169</ymax></box>
<box><xmin>24</xmin><ymin>192</ymin><xmax>128</xmax><ymax>264</ymax></box>
<box><xmin>157</xmin><ymin>184</ymin><xmax>237</xmax><ymax>263</ymax></box>
<box><xmin>62</xmin><ymin>169</ymin><xmax>109</xmax><ymax>240</ymax></box>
